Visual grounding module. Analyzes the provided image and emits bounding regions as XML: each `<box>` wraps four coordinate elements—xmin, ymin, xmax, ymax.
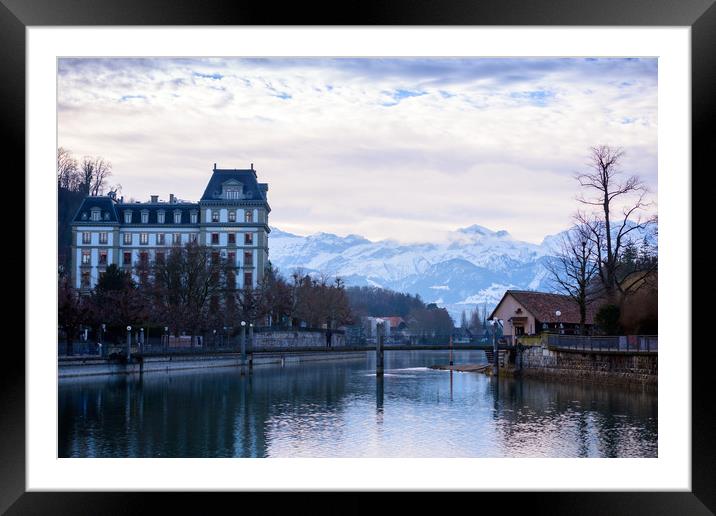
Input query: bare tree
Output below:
<box><xmin>545</xmin><ymin>225</ymin><xmax>600</xmax><ymax>333</ymax></box>
<box><xmin>574</xmin><ymin>145</ymin><xmax>657</xmax><ymax>304</ymax></box>
<box><xmin>80</xmin><ymin>156</ymin><xmax>113</xmax><ymax>196</ymax></box>
<box><xmin>152</xmin><ymin>243</ymin><xmax>229</xmax><ymax>344</ymax></box>
<box><xmin>57</xmin><ymin>147</ymin><xmax>80</xmax><ymax>191</ymax></box>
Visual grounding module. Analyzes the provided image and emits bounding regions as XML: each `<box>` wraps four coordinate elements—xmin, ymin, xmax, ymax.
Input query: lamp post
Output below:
<box><xmin>213</xmin><ymin>329</ymin><xmax>217</xmax><ymax>348</ymax></box>
<box><xmin>555</xmin><ymin>310</ymin><xmax>563</xmax><ymax>335</ymax></box>
<box><xmin>240</xmin><ymin>321</ymin><xmax>247</xmax><ymax>371</ymax></box>
<box><xmin>248</xmin><ymin>323</ymin><xmax>254</xmax><ymax>370</ymax></box>
<box><xmin>99</xmin><ymin>323</ymin><xmax>105</xmax><ymax>357</ymax></box>
<box><xmin>164</xmin><ymin>326</ymin><xmax>169</xmax><ymax>352</ymax></box>
<box><xmin>126</xmin><ymin>325</ymin><xmax>132</xmax><ymax>362</ymax></box>
<box><xmin>139</xmin><ymin>327</ymin><xmax>144</xmax><ymax>354</ymax></box>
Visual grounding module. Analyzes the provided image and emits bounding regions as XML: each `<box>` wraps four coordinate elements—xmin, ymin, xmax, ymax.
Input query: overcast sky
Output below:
<box><xmin>58</xmin><ymin>57</ymin><xmax>657</xmax><ymax>244</ymax></box>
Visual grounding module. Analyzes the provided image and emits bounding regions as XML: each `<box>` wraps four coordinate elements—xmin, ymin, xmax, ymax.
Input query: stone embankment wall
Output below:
<box><xmin>59</xmin><ymin>350</ymin><xmax>366</xmax><ymax>378</ymax></box>
<box><xmin>254</xmin><ymin>330</ymin><xmax>345</xmax><ymax>349</ymax></box>
<box><xmin>517</xmin><ymin>346</ymin><xmax>657</xmax><ymax>385</ymax></box>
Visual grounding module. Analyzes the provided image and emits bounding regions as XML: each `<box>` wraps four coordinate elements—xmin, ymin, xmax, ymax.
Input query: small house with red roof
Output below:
<box><xmin>488</xmin><ymin>290</ymin><xmax>598</xmax><ymax>337</ymax></box>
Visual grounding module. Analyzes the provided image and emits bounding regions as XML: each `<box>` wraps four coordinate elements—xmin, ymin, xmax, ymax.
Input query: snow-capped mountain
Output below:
<box><xmin>267</xmin><ymin>222</ymin><xmax>656</xmax><ymax>322</ymax></box>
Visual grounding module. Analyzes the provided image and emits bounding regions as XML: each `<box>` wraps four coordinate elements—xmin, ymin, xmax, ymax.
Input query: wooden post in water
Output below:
<box><xmin>449</xmin><ymin>335</ymin><xmax>453</xmax><ymax>367</ymax></box>
<box><xmin>492</xmin><ymin>320</ymin><xmax>499</xmax><ymax>377</ymax></box>
<box><xmin>376</xmin><ymin>321</ymin><xmax>385</xmax><ymax>377</ymax></box>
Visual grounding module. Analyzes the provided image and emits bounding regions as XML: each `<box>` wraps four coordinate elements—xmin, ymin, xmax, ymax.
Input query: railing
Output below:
<box><xmin>547</xmin><ymin>334</ymin><xmax>658</xmax><ymax>353</ymax></box>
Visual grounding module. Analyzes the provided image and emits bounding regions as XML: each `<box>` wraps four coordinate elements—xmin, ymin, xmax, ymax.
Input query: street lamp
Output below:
<box><xmin>99</xmin><ymin>323</ymin><xmax>106</xmax><ymax>356</ymax></box>
<box><xmin>126</xmin><ymin>325</ymin><xmax>132</xmax><ymax>362</ymax></box>
<box><xmin>240</xmin><ymin>321</ymin><xmax>247</xmax><ymax>366</ymax></box>
<box><xmin>555</xmin><ymin>310</ymin><xmax>562</xmax><ymax>335</ymax></box>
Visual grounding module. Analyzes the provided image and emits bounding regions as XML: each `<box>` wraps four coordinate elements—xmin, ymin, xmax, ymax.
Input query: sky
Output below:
<box><xmin>57</xmin><ymin>57</ymin><xmax>658</xmax><ymax>244</ymax></box>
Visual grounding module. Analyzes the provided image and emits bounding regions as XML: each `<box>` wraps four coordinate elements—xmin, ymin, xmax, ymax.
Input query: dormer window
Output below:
<box><xmin>91</xmin><ymin>208</ymin><xmax>101</xmax><ymax>221</ymax></box>
<box><xmin>173</xmin><ymin>210</ymin><xmax>182</xmax><ymax>224</ymax></box>
<box><xmin>124</xmin><ymin>210</ymin><xmax>132</xmax><ymax>224</ymax></box>
<box><xmin>141</xmin><ymin>210</ymin><xmax>149</xmax><ymax>224</ymax></box>
<box><xmin>157</xmin><ymin>210</ymin><xmax>165</xmax><ymax>224</ymax></box>
<box><xmin>221</xmin><ymin>180</ymin><xmax>243</xmax><ymax>200</ymax></box>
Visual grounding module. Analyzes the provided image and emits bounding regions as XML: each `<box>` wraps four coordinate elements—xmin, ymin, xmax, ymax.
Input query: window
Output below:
<box><xmin>190</xmin><ymin>233</ymin><xmax>198</xmax><ymax>243</ymax></box>
<box><xmin>211</xmin><ymin>233</ymin><xmax>219</xmax><ymax>245</ymax></box>
<box><xmin>173</xmin><ymin>233</ymin><xmax>181</xmax><ymax>245</ymax></box>
<box><xmin>244</xmin><ymin>232</ymin><xmax>253</xmax><ymax>245</ymax></box>
<box><xmin>123</xmin><ymin>233</ymin><xmax>132</xmax><ymax>245</ymax></box>
<box><xmin>139</xmin><ymin>252</ymin><xmax>149</xmax><ymax>264</ymax></box>
<box><xmin>244</xmin><ymin>272</ymin><xmax>253</xmax><ymax>287</ymax></box>
<box><xmin>228</xmin><ymin>233</ymin><xmax>236</xmax><ymax>244</ymax></box>
<box><xmin>157</xmin><ymin>233</ymin><xmax>165</xmax><ymax>245</ymax></box>
<box><xmin>91</xmin><ymin>209</ymin><xmax>101</xmax><ymax>221</ymax></box>
<box><xmin>99</xmin><ymin>232</ymin><xmax>108</xmax><ymax>244</ymax></box>
<box><xmin>124</xmin><ymin>211</ymin><xmax>132</xmax><ymax>223</ymax></box>
<box><xmin>123</xmin><ymin>251</ymin><xmax>132</xmax><ymax>265</ymax></box>
<box><xmin>190</xmin><ymin>212</ymin><xmax>198</xmax><ymax>224</ymax></box>
<box><xmin>211</xmin><ymin>252</ymin><xmax>220</xmax><ymax>265</ymax></box>
<box><xmin>228</xmin><ymin>210</ymin><xmax>236</xmax><ymax>222</ymax></box>
<box><xmin>141</xmin><ymin>211</ymin><xmax>149</xmax><ymax>224</ymax></box>
<box><xmin>156</xmin><ymin>252</ymin><xmax>165</xmax><ymax>264</ymax></box>
<box><xmin>244</xmin><ymin>251</ymin><xmax>253</xmax><ymax>266</ymax></box>
<box><xmin>140</xmin><ymin>233</ymin><xmax>148</xmax><ymax>245</ymax></box>
<box><xmin>227</xmin><ymin>251</ymin><xmax>235</xmax><ymax>265</ymax></box>
<box><xmin>245</xmin><ymin>210</ymin><xmax>253</xmax><ymax>223</ymax></box>
<box><xmin>81</xmin><ymin>250</ymin><xmax>91</xmax><ymax>265</ymax></box>
<box><xmin>81</xmin><ymin>271</ymin><xmax>90</xmax><ymax>288</ymax></box>
<box><xmin>99</xmin><ymin>251</ymin><xmax>108</xmax><ymax>265</ymax></box>
<box><xmin>82</xmin><ymin>232</ymin><xmax>91</xmax><ymax>244</ymax></box>
<box><xmin>212</xmin><ymin>211</ymin><xmax>219</xmax><ymax>222</ymax></box>
<box><xmin>174</xmin><ymin>211</ymin><xmax>181</xmax><ymax>224</ymax></box>
<box><xmin>158</xmin><ymin>211</ymin><xmax>165</xmax><ymax>224</ymax></box>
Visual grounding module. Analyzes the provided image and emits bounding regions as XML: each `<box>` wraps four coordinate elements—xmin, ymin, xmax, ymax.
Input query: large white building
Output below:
<box><xmin>70</xmin><ymin>164</ymin><xmax>270</xmax><ymax>291</ymax></box>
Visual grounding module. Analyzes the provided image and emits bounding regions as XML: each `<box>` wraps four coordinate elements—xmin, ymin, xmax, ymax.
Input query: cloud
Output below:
<box><xmin>57</xmin><ymin>57</ymin><xmax>657</xmax><ymax>244</ymax></box>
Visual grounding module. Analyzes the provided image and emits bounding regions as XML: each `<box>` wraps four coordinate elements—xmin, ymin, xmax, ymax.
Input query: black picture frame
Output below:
<box><xmin>3</xmin><ymin>0</ymin><xmax>711</xmax><ymax>513</ymax></box>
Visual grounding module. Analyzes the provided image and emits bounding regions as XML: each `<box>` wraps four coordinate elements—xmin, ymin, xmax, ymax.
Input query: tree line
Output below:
<box><xmin>58</xmin><ymin>244</ymin><xmax>355</xmax><ymax>354</ymax></box>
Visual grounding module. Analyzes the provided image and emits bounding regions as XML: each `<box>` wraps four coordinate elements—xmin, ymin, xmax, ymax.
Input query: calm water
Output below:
<box><xmin>58</xmin><ymin>351</ymin><xmax>657</xmax><ymax>458</ymax></box>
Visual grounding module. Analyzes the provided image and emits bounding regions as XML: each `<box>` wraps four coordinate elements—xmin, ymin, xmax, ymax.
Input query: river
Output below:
<box><xmin>58</xmin><ymin>350</ymin><xmax>657</xmax><ymax>458</ymax></box>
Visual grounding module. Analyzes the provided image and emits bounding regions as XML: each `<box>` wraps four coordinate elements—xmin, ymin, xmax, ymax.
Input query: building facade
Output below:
<box><xmin>70</xmin><ymin>164</ymin><xmax>270</xmax><ymax>291</ymax></box>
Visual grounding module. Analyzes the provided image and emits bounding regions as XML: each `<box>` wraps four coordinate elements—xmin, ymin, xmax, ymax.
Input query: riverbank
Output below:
<box><xmin>430</xmin><ymin>345</ymin><xmax>658</xmax><ymax>387</ymax></box>
<box><xmin>58</xmin><ymin>350</ymin><xmax>369</xmax><ymax>379</ymax></box>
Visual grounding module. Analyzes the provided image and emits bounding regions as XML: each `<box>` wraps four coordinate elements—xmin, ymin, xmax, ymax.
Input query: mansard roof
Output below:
<box><xmin>116</xmin><ymin>202</ymin><xmax>199</xmax><ymax>224</ymax></box>
<box><xmin>200</xmin><ymin>167</ymin><xmax>269</xmax><ymax>203</ymax></box>
<box><xmin>71</xmin><ymin>196</ymin><xmax>120</xmax><ymax>223</ymax></box>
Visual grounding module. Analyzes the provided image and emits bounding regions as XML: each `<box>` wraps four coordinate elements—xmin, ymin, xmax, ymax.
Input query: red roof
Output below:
<box><xmin>490</xmin><ymin>290</ymin><xmax>598</xmax><ymax>325</ymax></box>
<box><xmin>381</xmin><ymin>316</ymin><xmax>406</xmax><ymax>328</ymax></box>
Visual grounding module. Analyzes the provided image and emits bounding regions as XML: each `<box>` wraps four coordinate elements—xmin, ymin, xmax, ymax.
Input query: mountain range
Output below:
<box><xmin>267</xmin><ymin>223</ymin><xmax>656</xmax><ymax>322</ymax></box>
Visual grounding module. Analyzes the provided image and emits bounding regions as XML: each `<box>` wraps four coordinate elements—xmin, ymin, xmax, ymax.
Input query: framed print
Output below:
<box><xmin>4</xmin><ymin>0</ymin><xmax>713</xmax><ymax>513</ymax></box>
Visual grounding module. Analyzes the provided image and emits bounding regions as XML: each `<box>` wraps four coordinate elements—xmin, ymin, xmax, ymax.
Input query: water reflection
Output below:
<box><xmin>58</xmin><ymin>351</ymin><xmax>657</xmax><ymax>458</ymax></box>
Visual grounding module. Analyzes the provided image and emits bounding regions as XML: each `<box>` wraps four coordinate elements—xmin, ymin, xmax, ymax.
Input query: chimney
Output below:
<box><xmin>150</xmin><ymin>195</ymin><xmax>158</xmax><ymax>203</ymax></box>
<box><xmin>169</xmin><ymin>193</ymin><xmax>175</xmax><ymax>204</ymax></box>
<box><xmin>213</xmin><ymin>163</ymin><xmax>217</xmax><ymax>170</ymax></box>
<box><xmin>250</xmin><ymin>163</ymin><xmax>254</xmax><ymax>170</ymax></box>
